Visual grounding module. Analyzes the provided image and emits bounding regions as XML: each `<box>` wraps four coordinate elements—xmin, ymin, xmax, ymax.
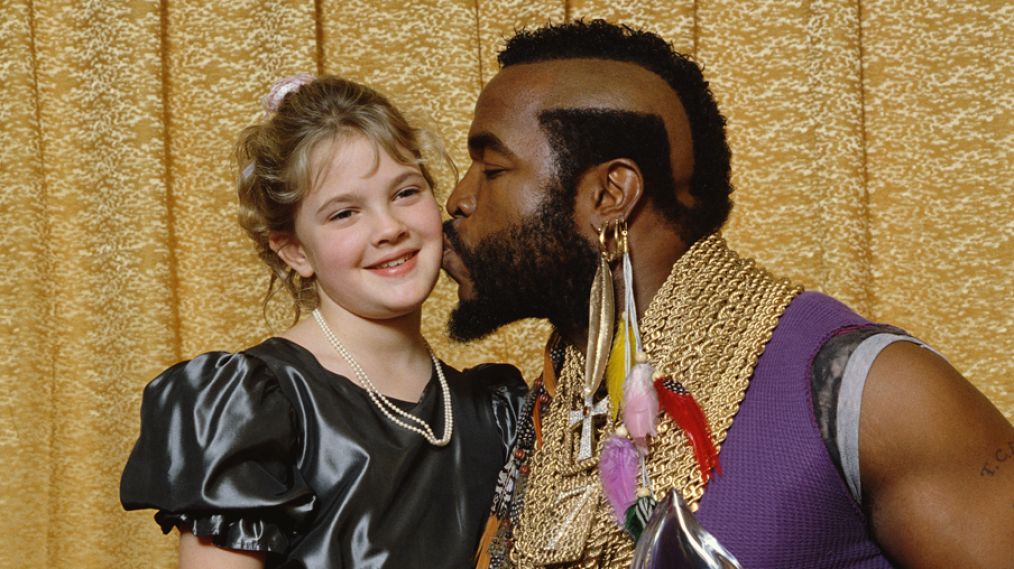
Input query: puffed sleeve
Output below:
<box><xmin>120</xmin><ymin>351</ymin><xmax>316</xmax><ymax>553</ymax></box>
<box><xmin>466</xmin><ymin>363</ymin><xmax>529</xmax><ymax>457</ymax></box>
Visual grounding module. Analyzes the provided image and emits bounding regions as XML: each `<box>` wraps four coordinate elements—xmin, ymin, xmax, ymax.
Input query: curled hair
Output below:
<box><xmin>236</xmin><ymin>75</ymin><xmax>441</xmax><ymax>322</ymax></box>
<box><xmin>499</xmin><ymin>19</ymin><xmax>733</xmax><ymax>243</ymax></box>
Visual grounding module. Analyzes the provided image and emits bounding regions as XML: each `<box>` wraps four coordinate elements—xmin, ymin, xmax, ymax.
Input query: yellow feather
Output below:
<box><xmin>605</xmin><ymin>318</ymin><xmax>633</xmax><ymax>419</ymax></box>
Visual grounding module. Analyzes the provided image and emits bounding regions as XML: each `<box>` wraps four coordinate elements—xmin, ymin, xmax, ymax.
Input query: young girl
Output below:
<box><xmin>121</xmin><ymin>74</ymin><xmax>526</xmax><ymax>568</ymax></box>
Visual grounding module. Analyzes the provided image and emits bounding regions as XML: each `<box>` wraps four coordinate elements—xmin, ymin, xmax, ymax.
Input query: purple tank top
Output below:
<box><xmin>696</xmin><ymin>292</ymin><xmax>895</xmax><ymax>568</ymax></box>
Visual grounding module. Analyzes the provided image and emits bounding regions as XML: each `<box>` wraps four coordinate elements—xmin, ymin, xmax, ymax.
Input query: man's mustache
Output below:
<box><xmin>441</xmin><ymin>219</ymin><xmax>473</xmax><ymax>285</ymax></box>
<box><xmin>442</xmin><ymin>220</ymin><xmax>465</xmax><ymax>256</ymax></box>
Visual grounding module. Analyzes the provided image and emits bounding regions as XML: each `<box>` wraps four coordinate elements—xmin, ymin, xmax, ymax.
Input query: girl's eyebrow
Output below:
<box><xmin>314</xmin><ymin>170</ymin><xmax>426</xmax><ymax>216</ymax></box>
<box><xmin>315</xmin><ymin>192</ymin><xmax>355</xmax><ymax>216</ymax></box>
<box><xmin>384</xmin><ymin>169</ymin><xmax>426</xmax><ymax>190</ymax></box>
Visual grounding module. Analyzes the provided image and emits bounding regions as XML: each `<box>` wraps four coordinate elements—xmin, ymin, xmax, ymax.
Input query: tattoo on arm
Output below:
<box><xmin>979</xmin><ymin>440</ymin><xmax>1014</xmax><ymax>477</ymax></box>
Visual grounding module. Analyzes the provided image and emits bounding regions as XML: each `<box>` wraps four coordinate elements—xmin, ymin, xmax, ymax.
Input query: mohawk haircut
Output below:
<box><xmin>498</xmin><ymin>19</ymin><xmax>733</xmax><ymax>243</ymax></box>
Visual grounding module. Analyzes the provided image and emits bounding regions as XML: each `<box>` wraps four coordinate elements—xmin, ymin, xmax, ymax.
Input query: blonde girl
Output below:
<box><xmin>121</xmin><ymin>74</ymin><xmax>525</xmax><ymax>569</ymax></box>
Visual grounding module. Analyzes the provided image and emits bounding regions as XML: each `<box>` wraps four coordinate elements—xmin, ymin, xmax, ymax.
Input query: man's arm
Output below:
<box><xmin>860</xmin><ymin>341</ymin><xmax>1014</xmax><ymax>568</ymax></box>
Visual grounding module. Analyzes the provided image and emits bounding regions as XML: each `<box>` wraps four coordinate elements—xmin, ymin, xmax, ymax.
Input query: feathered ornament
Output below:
<box><xmin>654</xmin><ymin>376</ymin><xmax>722</xmax><ymax>482</ymax></box>
<box><xmin>624</xmin><ymin>492</ymin><xmax>658</xmax><ymax>541</ymax></box>
<box><xmin>599</xmin><ymin>435</ymin><xmax>640</xmax><ymax>524</ymax></box>
<box><xmin>600</xmin><ymin>220</ymin><xmax>666</xmax><ymax>535</ymax></box>
<box><xmin>608</xmin><ymin>224</ymin><xmax>654</xmax><ymax>426</ymax></box>
<box><xmin>622</xmin><ymin>354</ymin><xmax>658</xmax><ymax>451</ymax></box>
<box><xmin>605</xmin><ymin>318</ymin><xmax>636</xmax><ymax>419</ymax></box>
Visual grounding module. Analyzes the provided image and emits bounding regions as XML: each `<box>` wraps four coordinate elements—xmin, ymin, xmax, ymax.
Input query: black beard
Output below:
<box><xmin>444</xmin><ymin>186</ymin><xmax>598</xmax><ymax>342</ymax></box>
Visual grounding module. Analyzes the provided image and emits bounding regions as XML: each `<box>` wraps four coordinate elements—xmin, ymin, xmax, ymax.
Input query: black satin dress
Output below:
<box><xmin>120</xmin><ymin>337</ymin><xmax>526</xmax><ymax>569</ymax></box>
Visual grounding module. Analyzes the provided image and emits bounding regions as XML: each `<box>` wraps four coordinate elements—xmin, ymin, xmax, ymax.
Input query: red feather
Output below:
<box><xmin>654</xmin><ymin>376</ymin><xmax>722</xmax><ymax>482</ymax></box>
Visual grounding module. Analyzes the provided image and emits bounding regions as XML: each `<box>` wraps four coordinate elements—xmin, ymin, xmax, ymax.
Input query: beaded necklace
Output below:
<box><xmin>312</xmin><ymin>309</ymin><xmax>453</xmax><ymax>446</ymax></box>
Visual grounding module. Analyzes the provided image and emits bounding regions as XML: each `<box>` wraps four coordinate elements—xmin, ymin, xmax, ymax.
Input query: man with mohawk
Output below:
<box><xmin>443</xmin><ymin>19</ymin><xmax>1013</xmax><ymax>569</ymax></box>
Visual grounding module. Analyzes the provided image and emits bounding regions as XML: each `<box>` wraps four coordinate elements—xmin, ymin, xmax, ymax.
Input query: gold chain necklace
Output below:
<box><xmin>510</xmin><ymin>235</ymin><xmax>800</xmax><ymax>568</ymax></box>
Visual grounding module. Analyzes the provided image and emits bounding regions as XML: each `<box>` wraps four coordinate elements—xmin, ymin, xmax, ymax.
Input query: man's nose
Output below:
<box><xmin>445</xmin><ymin>167</ymin><xmax>477</xmax><ymax>219</ymax></box>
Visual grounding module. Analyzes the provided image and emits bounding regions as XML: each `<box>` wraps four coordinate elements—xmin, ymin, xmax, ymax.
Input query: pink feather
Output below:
<box><xmin>623</xmin><ymin>363</ymin><xmax>659</xmax><ymax>441</ymax></box>
<box><xmin>599</xmin><ymin>436</ymin><xmax>639</xmax><ymax>524</ymax></box>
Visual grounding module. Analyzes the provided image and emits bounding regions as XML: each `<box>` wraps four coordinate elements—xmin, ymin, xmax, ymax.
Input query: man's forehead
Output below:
<box><xmin>478</xmin><ymin>59</ymin><xmax>683</xmax><ymax>121</ymax></box>
<box><xmin>471</xmin><ymin>58</ymin><xmax>693</xmax><ymax>179</ymax></box>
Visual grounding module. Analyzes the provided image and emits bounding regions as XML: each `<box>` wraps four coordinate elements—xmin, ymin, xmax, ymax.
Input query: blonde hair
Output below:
<box><xmin>236</xmin><ymin>75</ymin><xmax>440</xmax><ymax>322</ymax></box>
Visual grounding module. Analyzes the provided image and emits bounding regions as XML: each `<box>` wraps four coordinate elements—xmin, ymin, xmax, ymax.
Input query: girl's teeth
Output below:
<box><xmin>377</xmin><ymin>255</ymin><xmax>409</xmax><ymax>269</ymax></box>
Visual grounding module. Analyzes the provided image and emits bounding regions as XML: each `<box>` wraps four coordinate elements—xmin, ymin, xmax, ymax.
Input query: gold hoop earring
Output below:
<box><xmin>597</xmin><ymin>219</ymin><xmax>625</xmax><ymax>263</ymax></box>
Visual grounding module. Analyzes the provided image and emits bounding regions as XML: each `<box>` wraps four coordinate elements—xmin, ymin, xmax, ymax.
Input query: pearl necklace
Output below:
<box><xmin>312</xmin><ymin>309</ymin><xmax>453</xmax><ymax>446</ymax></box>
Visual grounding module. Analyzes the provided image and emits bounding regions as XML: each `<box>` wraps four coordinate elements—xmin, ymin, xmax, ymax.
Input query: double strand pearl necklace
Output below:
<box><xmin>312</xmin><ymin>309</ymin><xmax>453</xmax><ymax>446</ymax></box>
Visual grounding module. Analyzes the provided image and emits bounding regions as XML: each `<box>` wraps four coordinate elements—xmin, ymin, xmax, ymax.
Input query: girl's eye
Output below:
<box><xmin>329</xmin><ymin>209</ymin><xmax>354</xmax><ymax>221</ymax></box>
<box><xmin>395</xmin><ymin>187</ymin><xmax>422</xmax><ymax>200</ymax></box>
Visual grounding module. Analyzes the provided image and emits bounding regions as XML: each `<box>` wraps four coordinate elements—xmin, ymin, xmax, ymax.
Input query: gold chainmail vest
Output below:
<box><xmin>510</xmin><ymin>235</ymin><xmax>801</xmax><ymax>568</ymax></box>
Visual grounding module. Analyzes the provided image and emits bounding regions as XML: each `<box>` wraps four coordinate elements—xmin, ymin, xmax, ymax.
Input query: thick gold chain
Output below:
<box><xmin>511</xmin><ymin>234</ymin><xmax>801</xmax><ymax>568</ymax></box>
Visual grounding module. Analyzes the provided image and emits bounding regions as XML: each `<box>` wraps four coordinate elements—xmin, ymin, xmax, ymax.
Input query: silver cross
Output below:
<box><xmin>568</xmin><ymin>394</ymin><xmax>609</xmax><ymax>460</ymax></box>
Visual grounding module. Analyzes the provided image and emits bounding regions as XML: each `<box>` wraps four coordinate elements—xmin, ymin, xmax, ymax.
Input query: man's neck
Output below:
<box><xmin>559</xmin><ymin>227</ymin><xmax>690</xmax><ymax>358</ymax></box>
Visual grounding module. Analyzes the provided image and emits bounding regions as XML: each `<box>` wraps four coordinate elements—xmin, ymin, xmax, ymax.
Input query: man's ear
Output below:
<box><xmin>269</xmin><ymin>232</ymin><xmax>314</xmax><ymax>278</ymax></box>
<box><xmin>580</xmin><ymin>158</ymin><xmax>645</xmax><ymax>229</ymax></box>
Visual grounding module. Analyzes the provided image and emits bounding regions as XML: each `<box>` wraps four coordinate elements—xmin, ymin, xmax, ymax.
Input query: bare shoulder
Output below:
<box><xmin>859</xmin><ymin>341</ymin><xmax>1014</xmax><ymax>568</ymax></box>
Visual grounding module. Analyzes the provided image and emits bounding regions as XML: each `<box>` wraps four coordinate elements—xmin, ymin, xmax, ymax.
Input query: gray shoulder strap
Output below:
<box><xmin>836</xmin><ymin>333</ymin><xmax>936</xmax><ymax>503</ymax></box>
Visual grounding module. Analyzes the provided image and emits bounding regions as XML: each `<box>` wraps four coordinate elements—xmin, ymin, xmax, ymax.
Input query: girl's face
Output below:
<box><xmin>276</xmin><ymin>134</ymin><xmax>443</xmax><ymax>321</ymax></box>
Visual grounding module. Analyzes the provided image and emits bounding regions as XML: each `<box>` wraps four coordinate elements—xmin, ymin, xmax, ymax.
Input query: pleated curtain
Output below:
<box><xmin>0</xmin><ymin>1</ymin><xmax>1009</xmax><ymax>567</ymax></box>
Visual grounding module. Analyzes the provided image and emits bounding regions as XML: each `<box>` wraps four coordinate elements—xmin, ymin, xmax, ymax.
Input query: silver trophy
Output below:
<box><xmin>630</xmin><ymin>489</ymin><xmax>742</xmax><ymax>569</ymax></box>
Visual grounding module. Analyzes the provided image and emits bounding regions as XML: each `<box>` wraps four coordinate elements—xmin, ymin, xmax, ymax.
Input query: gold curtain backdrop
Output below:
<box><xmin>0</xmin><ymin>1</ymin><xmax>1009</xmax><ymax>567</ymax></box>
